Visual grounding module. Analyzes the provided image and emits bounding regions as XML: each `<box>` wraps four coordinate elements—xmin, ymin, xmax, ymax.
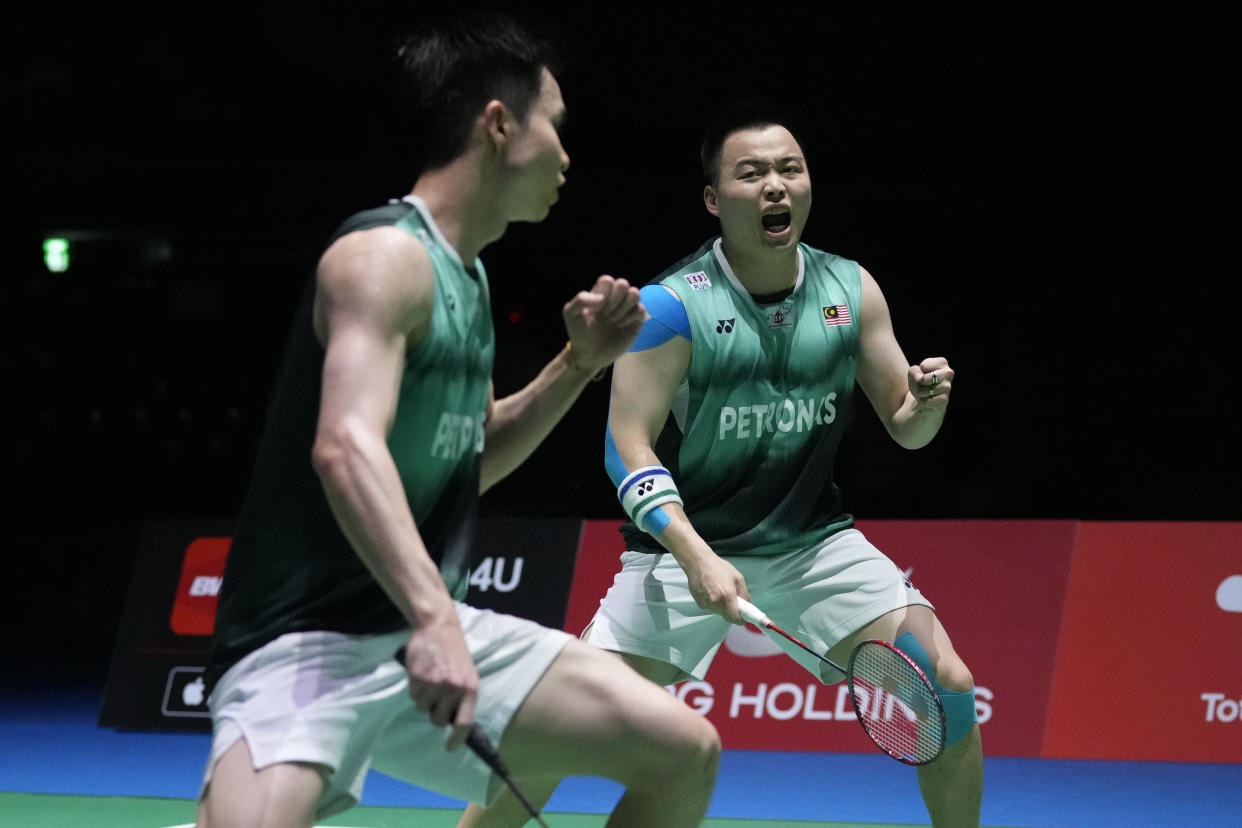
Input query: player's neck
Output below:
<box><xmin>720</xmin><ymin>238</ymin><xmax>799</xmax><ymax>295</ymax></box>
<box><xmin>410</xmin><ymin>162</ymin><xmax>505</xmax><ymax>264</ymax></box>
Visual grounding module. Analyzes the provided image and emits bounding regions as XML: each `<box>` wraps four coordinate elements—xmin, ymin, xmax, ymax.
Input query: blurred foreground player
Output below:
<box><xmin>197</xmin><ymin>14</ymin><xmax>719</xmax><ymax>828</ymax></box>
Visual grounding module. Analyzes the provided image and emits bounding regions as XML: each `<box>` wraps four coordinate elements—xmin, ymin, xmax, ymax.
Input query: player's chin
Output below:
<box><xmin>515</xmin><ymin>204</ymin><xmax>553</xmax><ymax>224</ymax></box>
<box><xmin>530</xmin><ymin>197</ymin><xmax>559</xmax><ymax>222</ymax></box>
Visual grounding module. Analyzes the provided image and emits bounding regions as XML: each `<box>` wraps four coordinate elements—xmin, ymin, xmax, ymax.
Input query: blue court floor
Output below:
<box><xmin>3</xmin><ymin>681</ymin><xmax>1240</xmax><ymax>827</ymax></box>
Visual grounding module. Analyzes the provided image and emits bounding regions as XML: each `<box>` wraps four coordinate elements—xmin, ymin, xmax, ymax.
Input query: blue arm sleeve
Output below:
<box><xmin>604</xmin><ymin>284</ymin><xmax>688</xmax><ymax>536</ymax></box>
<box><xmin>604</xmin><ymin>412</ymin><xmax>673</xmax><ymax>536</ymax></box>
<box><xmin>603</xmin><ymin>423</ymin><xmax>627</xmax><ymax>488</ymax></box>
<box><xmin>629</xmin><ymin>284</ymin><xmax>691</xmax><ymax>351</ymax></box>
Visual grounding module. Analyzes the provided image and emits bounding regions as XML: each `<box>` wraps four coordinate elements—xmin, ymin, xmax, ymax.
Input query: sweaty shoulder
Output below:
<box><xmin>314</xmin><ymin>225</ymin><xmax>434</xmax><ymax>345</ymax></box>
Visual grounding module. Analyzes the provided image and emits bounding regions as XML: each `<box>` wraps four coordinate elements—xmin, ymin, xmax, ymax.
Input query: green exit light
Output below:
<box><xmin>44</xmin><ymin>237</ymin><xmax>70</xmax><ymax>273</ymax></box>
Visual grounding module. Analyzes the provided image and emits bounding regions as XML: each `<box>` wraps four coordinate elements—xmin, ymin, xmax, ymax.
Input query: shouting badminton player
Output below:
<box><xmin>195</xmin><ymin>13</ymin><xmax>719</xmax><ymax>828</ymax></box>
<box><xmin>463</xmin><ymin>100</ymin><xmax>983</xmax><ymax>828</ymax></box>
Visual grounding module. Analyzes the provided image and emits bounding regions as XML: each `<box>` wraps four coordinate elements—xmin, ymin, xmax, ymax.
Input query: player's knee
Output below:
<box><xmin>935</xmin><ymin>657</ymin><xmax>974</xmax><ymax>694</ymax></box>
<box><xmin>687</xmin><ymin>712</ymin><xmax>722</xmax><ymax>773</ymax></box>
<box><xmin>629</xmin><ymin>704</ymin><xmax>719</xmax><ymax>788</ymax></box>
<box><xmin>895</xmin><ymin>632</ymin><xmax>978</xmax><ymax>748</ymax></box>
<box><xmin>648</xmin><ymin>715</ymin><xmax>720</xmax><ymax>791</ymax></box>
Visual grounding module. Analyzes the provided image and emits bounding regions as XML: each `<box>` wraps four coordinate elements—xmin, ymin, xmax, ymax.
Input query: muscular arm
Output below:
<box><xmin>607</xmin><ymin>292</ymin><xmax>750</xmax><ymax>623</ymax></box>
<box><xmin>855</xmin><ymin>266</ymin><xmax>953</xmax><ymax>449</ymax></box>
<box><xmin>480</xmin><ymin>275</ymin><xmax>644</xmax><ymax>492</ymax></box>
<box><xmin>309</xmin><ymin>226</ymin><xmax>476</xmax><ymax>748</ymax></box>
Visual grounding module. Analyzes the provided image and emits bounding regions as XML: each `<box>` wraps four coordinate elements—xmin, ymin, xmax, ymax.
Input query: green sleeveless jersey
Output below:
<box><xmin>207</xmin><ymin>195</ymin><xmax>494</xmax><ymax>689</ymax></box>
<box><xmin>621</xmin><ymin>238</ymin><xmax>860</xmax><ymax>557</ymax></box>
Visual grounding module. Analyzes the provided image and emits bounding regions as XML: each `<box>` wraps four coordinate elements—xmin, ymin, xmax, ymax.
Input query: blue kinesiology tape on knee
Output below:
<box><xmin>628</xmin><ymin>284</ymin><xmax>691</xmax><ymax>351</ymax></box>
<box><xmin>604</xmin><ymin>422</ymin><xmax>672</xmax><ymax>535</ymax></box>
<box><xmin>894</xmin><ymin>632</ymin><xmax>977</xmax><ymax>747</ymax></box>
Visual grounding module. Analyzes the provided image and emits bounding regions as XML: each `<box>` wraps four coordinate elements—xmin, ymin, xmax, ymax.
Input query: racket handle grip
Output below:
<box><xmin>736</xmin><ymin>598</ymin><xmax>771</xmax><ymax>627</ymax></box>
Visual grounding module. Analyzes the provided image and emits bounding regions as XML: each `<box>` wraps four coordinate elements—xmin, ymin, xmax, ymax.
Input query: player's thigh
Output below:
<box><xmin>198</xmin><ymin>737</ymin><xmax>327</xmax><ymax>828</ymax></box>
<box><xmin>497</xmin><ymin>638</ymin><xmax>718</xmax><ymax>780</ymax></box>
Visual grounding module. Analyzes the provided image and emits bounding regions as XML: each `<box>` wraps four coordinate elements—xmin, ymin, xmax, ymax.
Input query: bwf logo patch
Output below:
<box><xmin>823</xmin><ymin>304</ymin><xmax>852</xmax><ymax>326</ymax></box>
<box><xmin>685</xmin><ymin>271</ymin><xmax>712</xmax><ymax>291</ymax></box>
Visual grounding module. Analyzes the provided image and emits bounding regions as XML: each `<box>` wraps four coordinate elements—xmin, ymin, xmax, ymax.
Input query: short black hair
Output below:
<box><xmin>393</xmin><ymin>12</ymin><xmax>560</xmax><ymax>172</ymax></box>
<box><xmin>700</xmin><ymin>99</ymin><xmax>806</xmax><ymax>185</ymax></box>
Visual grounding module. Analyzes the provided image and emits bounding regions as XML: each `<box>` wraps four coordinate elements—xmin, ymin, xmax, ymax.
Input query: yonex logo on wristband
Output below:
<box><xmin>618</xmin><ymin>466</ymin><xmax>682</xmax><ymax>528</ymax></box>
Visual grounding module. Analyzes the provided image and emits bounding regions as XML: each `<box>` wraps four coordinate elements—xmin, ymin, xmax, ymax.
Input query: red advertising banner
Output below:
<box><xmin>105</xmin><ymin>516</ymin><xmax>1242</xmax><ymax>762</ymax></box>
<box><xmin>169</xmin><ymin>536</ymin><xmax>230</xmax><ymax>636</ymax></box>
<box><xmin>1041</xmin><ymin>522</ymin><xmax>1242</xmax><ymax>762</ymax></box>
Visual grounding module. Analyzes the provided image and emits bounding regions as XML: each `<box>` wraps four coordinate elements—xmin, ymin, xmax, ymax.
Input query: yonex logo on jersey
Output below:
<box><xmin>430</xmin><ymin>411</ymin><xmax>485</xmax><ymax>460</ymax></box>
<box><xmin>718</xmin><ymin>393</ymin><xmax>838</xmax><ymax>440</ymax></box>
<box><xmin>766</xmin><ymin>303</ymin><xmax>794</xmax><ymax>328</ymax></box>
<box><xmin>685</xmin><ymin>271</ymin><xmax>712</xmax><ymax>291</ymax></box>
<box><xmin>823</xmin><ymin>304</ymin><xmax>852</xmax><ymax>326</ymax></box>
<box><xmin>716</xmin><ymin>318</ymin><xmax>736</xmax><ymax>334</ymax></box>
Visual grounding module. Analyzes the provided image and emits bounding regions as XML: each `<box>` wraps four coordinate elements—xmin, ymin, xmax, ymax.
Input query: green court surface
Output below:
<box><xmin>0</xmin><ymin>793</ymin><xmax>951</xmax><ymax>828</ymax></box>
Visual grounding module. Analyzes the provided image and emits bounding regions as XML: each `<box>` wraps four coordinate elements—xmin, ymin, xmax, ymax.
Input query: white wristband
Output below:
<box><xmin>617</xmin><ymin>466</ymin><xmax>683</xmax><ymax>527</ymax></box>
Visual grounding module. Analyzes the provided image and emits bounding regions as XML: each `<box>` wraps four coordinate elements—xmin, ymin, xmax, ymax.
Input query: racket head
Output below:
<box><xmin>847</xmin><ymin>639</ymin><xmax>947</xmax><ymax>766</ymax></box>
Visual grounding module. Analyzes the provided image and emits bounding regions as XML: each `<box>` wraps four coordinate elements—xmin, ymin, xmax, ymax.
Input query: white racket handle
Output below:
<box><xmin>736</xmin><ymin>598</ymin><xmax>771</xmax><ymax>627</ymax></box>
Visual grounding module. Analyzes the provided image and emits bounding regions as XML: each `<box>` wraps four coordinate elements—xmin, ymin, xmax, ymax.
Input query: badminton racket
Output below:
<box><xmin>736</xmin><ymin>598</ymin><xmax>946</xmax><ymax>766</ymax></box>
<box><xmin>394</xmin><ymin>646</ymin><xmax>549</xmax><ymax>827</ymax></box>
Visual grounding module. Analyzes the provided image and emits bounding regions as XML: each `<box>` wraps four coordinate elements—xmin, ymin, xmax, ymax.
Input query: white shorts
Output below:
<box><xmin>202</xmin><ymin>602</ymin><xmax>572</xmax><ymax>818</ymax></box>
<box><xmin>586</xmin><ymin>528</ymin><xmax>932</xmax><ymax>684</ymax></box>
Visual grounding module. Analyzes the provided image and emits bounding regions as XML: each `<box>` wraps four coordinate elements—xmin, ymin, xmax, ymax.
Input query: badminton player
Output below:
<box><xmin>195</xmin><ymin>13</ymin><xmax>720</xmax><ymax>828</ymax></box>
<box><xmin>463</xmin><ymin>100</ymin><xmax>983</xmax><ymax>828</ymax></box>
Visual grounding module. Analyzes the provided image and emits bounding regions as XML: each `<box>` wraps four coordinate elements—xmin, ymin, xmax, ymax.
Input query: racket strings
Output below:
<box><xmin>849</xmin><ymin>644</ymin><xmax>945</xmax><ymax>764</ymax></box>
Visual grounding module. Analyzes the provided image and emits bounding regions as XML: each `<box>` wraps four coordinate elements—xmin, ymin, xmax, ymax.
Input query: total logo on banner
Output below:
<box><xmin>1201</xmin><ymin>574</ymin><xmax>1242</xmax><ymax>724</ymax></box>
<box><xmin>1042</xmin><ymin>522</ymin><xmax>1242</xmax><ymax>762</ymax></box>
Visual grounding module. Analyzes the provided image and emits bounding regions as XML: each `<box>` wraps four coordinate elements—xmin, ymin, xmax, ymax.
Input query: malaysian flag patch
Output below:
<box><xmin>684</xmin><ymin>271</ymin><xmax>712</xmax><ymax>291</ymax></box>
<box><xmin>823</xmin><ymin>304</ymin><xmax>852</xmax><ymax>326</ymax></box>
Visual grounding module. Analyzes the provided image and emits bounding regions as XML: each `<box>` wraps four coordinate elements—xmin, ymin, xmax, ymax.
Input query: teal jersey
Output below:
<box><xmin>207</xmin><ymin>196</ymin><xmax>493</xmax><ymax>689</ymax></box>
<box><xmin>621</xmin><ymin>238</ymin><xmax>860</xmax><ymax>557</ymax></box>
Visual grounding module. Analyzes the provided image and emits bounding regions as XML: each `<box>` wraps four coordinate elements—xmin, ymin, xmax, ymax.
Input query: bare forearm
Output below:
<box><xmin>650</xmin><ymin>504</ymin><xmax>719</xmax><ymax>567</ymax></box>
<box><xmin>887</xmin><ymin>394</ymin><xmax>947</xmax><ymax>449</ymax></box>
<box><xmin>313</xmin><ymin>426</ymin><xmax>455</xmax><ymax>625</ymax></box>
<box><xmin>480</xmin><ymin>346</ymin><xmax>597</xmax><ymax>491</ymax></box>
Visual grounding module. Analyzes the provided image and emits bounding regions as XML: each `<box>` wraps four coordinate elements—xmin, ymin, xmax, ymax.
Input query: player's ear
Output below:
<box><xmin>482</xmin><ymin>100</ymin><xmax>508</xmax><ymax>149</ymax></box>
<box><xmin>703</xmin><ymin>184</ymin><xmax>720</xmax><ymax>217</ymax></box>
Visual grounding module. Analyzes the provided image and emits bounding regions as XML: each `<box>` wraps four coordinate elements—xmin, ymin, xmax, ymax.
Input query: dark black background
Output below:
<box><xmin>2</xmin><ymin>3</ymin><xmax>1236</xmax><ymax>679</ymax></box>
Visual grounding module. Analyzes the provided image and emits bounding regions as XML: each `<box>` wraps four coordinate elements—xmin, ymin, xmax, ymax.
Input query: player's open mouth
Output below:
<box><xmin>762</xmin><ymin>210</ymin><xmax>791</xmax><ymax>236</ymax></box>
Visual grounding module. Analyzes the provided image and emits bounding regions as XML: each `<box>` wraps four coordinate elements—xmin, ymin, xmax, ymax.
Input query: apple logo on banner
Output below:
<box><xmin>182</xmin><ymin>677</ymin><xmax>206</xmax><ymax>707</ymax></box>
<box><xmin>1216</xmin><ymin>575</ymin><xmax>1242</xmax><ymax>613</ymax></box>
<box><xmin>162</xmin><ymin>666</ymin><xmax>211</xmax><ymax>718</ymax></box>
